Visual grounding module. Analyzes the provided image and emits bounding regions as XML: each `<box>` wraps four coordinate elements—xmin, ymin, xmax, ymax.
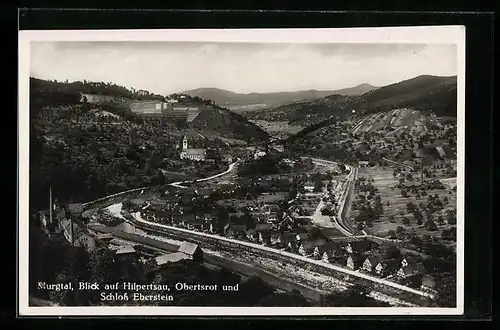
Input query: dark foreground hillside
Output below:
<box><xmin>29</xmin><ymin>219</ymin><xmax>390</xmax><ymax>307</ymax></box>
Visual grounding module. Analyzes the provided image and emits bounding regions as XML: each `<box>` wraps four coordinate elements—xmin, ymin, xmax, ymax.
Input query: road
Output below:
<box><xmin>131</xmin><ymin>214</ymin><xmax>434</xmax><ymax>300</ymax></box>
<box><xmin>307</xmin><ymin>157</ymin><xmax>357</xmax><ymax>236</ymax></box>
<box><xmin>382</xmin><ymin>157</ymin><xmax>414</xmax><ymax>170</ymax></box>
<box><xmin>309</xmin><ymin>158</ymin><xmax>338</xmax><ymax>228</ymax></box>
<box><xmin>82</xmin><ymin>155</ymin><xmax>434</xmax><ymax>304</ymax></box>
<box><xmin>334</xmin><ymin>164</ymin><xmax>357</xmax><ymax>236</ymax></box>
<box><xmin>90</xmin><ymin>223</ymin><xmax>324</xmax><ymax>301</ymax></box>
<box><xmin>169</xmin><ymin>161</ymin><xmax>238</xmax><ymax>189</ymax></box>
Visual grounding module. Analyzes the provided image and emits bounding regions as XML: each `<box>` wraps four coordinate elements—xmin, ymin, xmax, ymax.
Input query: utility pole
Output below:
<box><xmin>49</xmin><ymin>186</ymin><xmax>53</xmax><ymax>226</ymax></box>
<box><xmin>70</xmin><ymin>211</ymin><xmax>74</xmax><ymax>247</ymax></box>
<box><xmin>420</xmin><ymin>155</ymin><xmax>424</xmax><ymax>184</ymax></box>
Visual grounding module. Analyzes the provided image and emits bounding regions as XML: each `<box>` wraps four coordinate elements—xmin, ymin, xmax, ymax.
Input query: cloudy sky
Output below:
<box><xmin>30</xmin><ymin>42</ymin><xmax>457</xmax><ymax>95</ymax></box>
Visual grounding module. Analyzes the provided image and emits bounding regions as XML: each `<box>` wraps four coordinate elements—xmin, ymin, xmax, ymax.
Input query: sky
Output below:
<box><xmin>30</xmin><ymin>42</ymin><xmax>457</xmax><ymax>95</ymax></box>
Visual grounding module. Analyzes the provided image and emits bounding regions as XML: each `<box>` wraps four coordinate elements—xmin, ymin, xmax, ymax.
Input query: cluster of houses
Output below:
<box><xmin>38</xmin><ymin>201</ymin><xmax>205</xmax><ymax>271</ymax></box>
<box><xmin>132</xmin><ymin>194</ymin><xmax>434</xmax><ymax>292</ymax></box>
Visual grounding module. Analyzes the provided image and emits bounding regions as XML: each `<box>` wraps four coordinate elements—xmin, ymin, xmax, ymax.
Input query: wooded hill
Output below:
<box><xmin>183</xmin><ymin>83</ymin><xmax>377</xmax><ymax>110</ymax></box>
<box><xmin>247</xmin><ymin>75</ymin><xmax>457</xmax><ymax>126</ymax></box>
<box><xmin>30</xmin><ymin>77</ymin><xmax>165</xmax><ymax>108</ymax></box>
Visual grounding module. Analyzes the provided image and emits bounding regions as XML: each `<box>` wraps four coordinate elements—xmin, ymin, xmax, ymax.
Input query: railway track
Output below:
<box><xmin>128</xmin><ymin>213</ymin><xmax>434</xmax><ymax>301</ymax></box>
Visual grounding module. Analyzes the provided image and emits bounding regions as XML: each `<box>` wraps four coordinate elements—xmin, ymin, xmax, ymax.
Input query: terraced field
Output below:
<box><xmin>249</xmin><ymin>120</ymin><xmax>304</xmax><ymax>138</ymax></box>
<box><xmin>352</xmin><ymin>108</ymin><xmax>436</xmax><ymax>136</ymax></box>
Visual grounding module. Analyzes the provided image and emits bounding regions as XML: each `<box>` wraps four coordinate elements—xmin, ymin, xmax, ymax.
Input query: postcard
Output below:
<box><xmin>18</xmin><ymin>26</ymin><xmax>465</xmax><ymax>316</ymax></box>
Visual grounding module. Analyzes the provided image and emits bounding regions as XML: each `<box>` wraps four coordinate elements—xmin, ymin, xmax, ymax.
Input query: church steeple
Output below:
<box><xmin>182</xmin><ymin>136</ymin><xmax>188</xmax><ymax>151</ymax></box>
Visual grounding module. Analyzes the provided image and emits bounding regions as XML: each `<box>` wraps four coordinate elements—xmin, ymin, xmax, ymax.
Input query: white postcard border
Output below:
<box><xmin>18</xmin><ymin>26</ymin><xmax>466</xmax><ymax>316</ymax></box>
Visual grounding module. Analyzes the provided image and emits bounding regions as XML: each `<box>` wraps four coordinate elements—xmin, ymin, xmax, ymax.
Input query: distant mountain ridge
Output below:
<box><xmin>182</xmin><ymin>83</ymin><xmax>378</xmax><ymax>111</ymax></box>
<box><xmin>247</xmin><ymin>75</ymin><xmax>457</xmax><ymax>125</ymax></box>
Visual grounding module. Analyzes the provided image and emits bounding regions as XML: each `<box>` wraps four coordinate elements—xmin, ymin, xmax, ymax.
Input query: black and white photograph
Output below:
<box><xmin>18</xmin><ymin>27</ymin><xmax>465</xmax><ymax>316</ymax></box>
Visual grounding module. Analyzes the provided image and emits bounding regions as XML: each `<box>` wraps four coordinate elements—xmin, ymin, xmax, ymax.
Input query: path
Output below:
<box><xmin>130</xmin><ymin>213</ymin><xmax>434</xmax><ymax>300</ymax></box>
<box><xmin>169</xmin><ymin>161</ymin><xmax>238</xmax><ymax>189</ymax></box>
<box><xmin>382</xmin><ymin>157</ymin><xmax>414</xmax><ymax>171</ymax></box>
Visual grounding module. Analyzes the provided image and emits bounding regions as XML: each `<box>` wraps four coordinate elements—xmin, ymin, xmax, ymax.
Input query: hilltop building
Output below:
<box><xmin>180</xmin><ymin>136</ymin><xmax>206</xmax><ymax>161</ymax></box>
<box><xmin>130</xmin><ymin>100</ymin><xmax>205</xmax><ymax>122</ymax></box>
<box><xmin>80</xmin><ymin>93</ymin><xmax>130</xmax><ymax>104</ymax></box>
<box><xmin>130</xmin><ymin>101</ymin><xmax>173</xmax><ymax>117</ymax></box>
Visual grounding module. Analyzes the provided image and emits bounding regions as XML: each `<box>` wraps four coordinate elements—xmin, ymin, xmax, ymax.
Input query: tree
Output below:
<box><xmin>406</xmin><ymin>201</ymin><xmax>416</xmax><ymax>213</ymax></box>
<box><xmin>384</xmin><ymin>244</ymin><xmax>401</xmax><ymax>259</ymax></box>
<box><xmin>414</xmin><ymin>210</ymin><xmax>424</xmax><ymax>226</ymax></box>
<box><xmin>318</xmin><ymin>284</ymin><xmax>389</xmax><ymax>307</ymax></box>
<box><xmin>401</xmin><ymin>189</ymin><xmax>408</xmax><ymax>198</ymax></box>
<box><xmin>396</xmin><ymin>226</ymin><xmax>405</xmax><ymax>235</ymax></box>
<box><xmin>239</xmin><ymin>276</ymin><xmax>275</xmax><ymax>306</ymax></box>
<box><xmin>442</xmin><ymin>227</ymin><xmax>457</xmax><ymax>241</ymax></box>
<box><xmin>313</xmin><ymin>180</ymin><xmax>324</xmax><ymax>193</ymax></box>
<box><xmin>435</xmin><ymin>271</ymin><xmax>457</xmax><ymax>307</ymax></box>
<box><xmin>374</xmin><ymin>199</ymin><xmax>384</xmax><ymax>217</ymax></box>
<box><xmin>425</xmin><ymin>220</ymin><xmax>438</xmax><ymax>231</ymax></box>
<box><xmin>446</xmin><ymin>210</ymin><xmax>457</xmax><ymax>225</ymax></box>
<box><xmin>437</xmin><ymin>215</ymin><xmax>445</xmax><ymax>225</ymax></box>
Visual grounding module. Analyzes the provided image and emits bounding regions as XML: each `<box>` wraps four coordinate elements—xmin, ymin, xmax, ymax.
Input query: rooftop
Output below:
<box><xmin>116</xmin><ymin>246</ymin><xmax>136</xmax><ymax>255</ymax></box>
<box><xmin>178</xmin><ymin>242</ymin><xmax>200</xmax><ymax>256</ymax></box>
<box><xmin>155</xmin><ymin>252</ymin><xmax>190</xmax><ymax>266</ymax></box>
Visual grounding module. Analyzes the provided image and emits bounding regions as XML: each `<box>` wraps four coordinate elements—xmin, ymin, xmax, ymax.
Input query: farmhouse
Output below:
<box><xmin>304</xmin><ymin>181</ymin><xmax>316</xmax><ymax>193</ymax></box>
<box><xmin>246</xmin><ymin>229</ymin><xmax>259</xmax><ymax>242</ymax></box>
<box><xmin>397</xmin><ymin>262</ymin><xmax>426</xmax><ymax>279</ymax></box>
<box><xmin>58</xmin><ymin>218</ymin><xmax>96</xmax><ymax>252</ymax></box>
<box><xmin>400</xmin><ymin>254</ymin><xmax>422</xmax><ymax>268</ymax></box>
<box><xmin>67</xmin><ymin>203</ymin><xmax>84</xmax><ymax>218</ymax></box>
<box><xmin>362</xmin><ymin>255</ymin><xmax>386</xmax><ymax>273</ymax></box>
<box><xmin>114</xmin><ymin>245</ymin><xmax>138</xmax><ymax>260</ymax></box>
<box><xmin>314</xmin><ymin>242</ymin><xmax>342</xmax><ymax>262</ymax></box>
<box><xmin>270</xmin><ymin>232</ymin><xmax>282</xmax><ymax>245</ymax></box>
<box><xmin>421</xmin><ymin>275</ymin><xmax>437</xmax><ymax>293</ymax></box>
<box><xmin>95</xmin><ymin>233</ymin><xmax>114</xmax><ymax>244</ymax></box>
<box><xmin>224</xmin><ymin>223</ymin><xmax>247</xmax><ymax>238</ymax></box>
<box><xmin>298</xmin><ymin>241</ymin><xmax>316</xmax><ymax>257</ymax></box>
<box><xmin>345</xmin><ymin>239</ymin><xmax>375</xmax><ymax>254</ymax></box>
<box><xmin>177</xmin><ymin>242</ymin><xmax>203</xmax><ymax>262</ymax></box>
<box><xmin>374</xmin><ymin>258</ymin><xmax>401</xmax><ymax>277</ymax></box>
<box><xmin>346</xmin><ymin>253</ymin><xmax>365</xmax><ymax>270</ymax></box>
<box><xmin>155</xmin><ymin>252</ymin><xmax>191</xmax><ymax>267</ymax></box>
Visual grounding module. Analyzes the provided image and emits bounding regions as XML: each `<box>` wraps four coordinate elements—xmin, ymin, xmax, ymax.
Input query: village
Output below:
<box><xmin>31</xmin><ymin>88</ymin><xmax>457</xmax><ymax>308</ymax></box>
<box><xmin>37</xmin><ymin>139</ymin><xmax>445</xmax><ymax>298</ymax></box>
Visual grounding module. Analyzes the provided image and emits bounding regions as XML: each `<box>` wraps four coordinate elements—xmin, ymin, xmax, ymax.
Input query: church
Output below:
<box><xmin>180</xmin><ymin>136</ymin><xmax>206</xmax><ymax>161</ymax></box>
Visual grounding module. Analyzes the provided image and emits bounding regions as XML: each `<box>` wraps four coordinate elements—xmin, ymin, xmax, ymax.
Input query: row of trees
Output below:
<box><xmin>30</xmin><ymin>101</ymin><xmax>228</xmax><ymax>210</ymax></box>
<box><xmin>31</xmin><ymin>77</ymin><xmax>165</xmax><ymax>105</ymax></box>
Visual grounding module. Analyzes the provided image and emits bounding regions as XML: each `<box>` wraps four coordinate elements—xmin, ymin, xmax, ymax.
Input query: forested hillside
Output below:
<box><xmin>29</xmin><ymin>80</ymin><xmax>227</xmax><ymax>211</ymax></box>
<box><xmin>247</xmin><ymin>75</ymin><xmax>457</xmax><ymax>126</ymax></box>
<box><xmin>190</xmin><ymin>107</ymin><xmax>269</xmax><ymax>143</ymax></box>
<box><xmin>30</xmin><ymin>77</ymin><xmax>164</xmax><ymax>108</ymax></box>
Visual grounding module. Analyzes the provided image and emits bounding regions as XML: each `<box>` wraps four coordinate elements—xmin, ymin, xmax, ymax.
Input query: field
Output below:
<box><xmin>249</xmin><ymin>120</ymin><xmax>303</xmax><ymax>138</ymax></box>
<box><xmin>350</xmin><ymin>166</ymin><xmax>457</xmax><ymax>238</ymax></box>
<box><xmin>160</xmin><ymin>169</ymin><xmax>195</xmax><ymax>181</ymax></box>
<box><xmin>168</xmin><ymin>129</ymin><xmax>248</xmax><ymax>146</ymax></box>
<box><xmin>351</xmin><ymin>109</ymin><xmax>437</xmax><ymax>136</ymax></box>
